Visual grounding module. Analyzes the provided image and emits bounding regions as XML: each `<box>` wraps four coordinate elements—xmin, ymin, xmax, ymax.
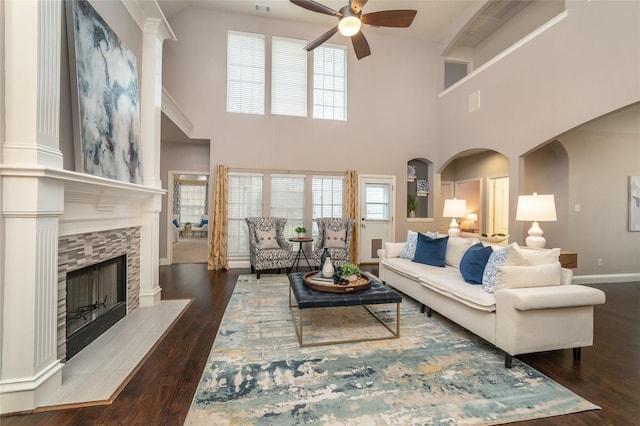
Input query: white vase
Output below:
<box><xmin>321</xmin><ymin>257</ymin><xmax>334</xmax><ymax>278</ymax></box>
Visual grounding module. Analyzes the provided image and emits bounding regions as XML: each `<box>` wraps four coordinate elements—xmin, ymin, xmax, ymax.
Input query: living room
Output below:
<box><xmin>1</xmin><ymin>0</ymin><xmax>639</xmax><ymax>423</ymax></box>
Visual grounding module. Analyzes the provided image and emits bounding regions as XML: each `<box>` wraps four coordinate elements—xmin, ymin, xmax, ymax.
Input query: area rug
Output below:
<box><xmin>185</xmin><ymin>274</ymin><xmax>598</xmax><ymax>425</ymax></box>
<box><xmin>173</xmin><ymin>237</ymin><xmax>208</xmax><ymax>264</ymax></box>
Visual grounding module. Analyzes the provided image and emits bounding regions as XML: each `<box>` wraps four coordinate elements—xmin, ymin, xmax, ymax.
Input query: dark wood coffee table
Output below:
<box><xmin>288</xmin><ymin>271</ymin><xmax>402</xmax><ymax>347</ymax></box>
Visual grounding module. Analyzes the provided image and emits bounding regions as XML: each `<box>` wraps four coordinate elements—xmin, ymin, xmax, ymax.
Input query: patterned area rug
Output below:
<box><xmin>185</xmin><ymin>274</ymin><xmax>598</xmax><ymax>425</ymax></box>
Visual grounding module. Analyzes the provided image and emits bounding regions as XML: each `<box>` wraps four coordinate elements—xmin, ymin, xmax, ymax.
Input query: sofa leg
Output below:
<box><xmin>420</xmin><ymin>304</ymin><xmax>425</xmax><ymax>313</ymax></box>
<box><xmin>573</xmin><ymin>347</ymin><xmax>581</xmax><ymax>361</ymax></box>
<box><xmin>426</xmin><ymin>307</ymin><xmax>432</xmax><ymax>317</ymax></box>
<box><xmin>505</xmin><ymin>354</ymin><xmax>513</xmax><ymax>368</ymax></box>
<box><xmin>251</xmin><ymin>266</ymin><xmax>255</xmax><ymax>274</ymax></box>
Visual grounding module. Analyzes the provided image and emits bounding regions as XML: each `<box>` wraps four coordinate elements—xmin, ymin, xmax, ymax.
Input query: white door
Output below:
<box><xmin>358</xmin><ymin>175</ymin><xmax>395</xmax><ymax>263</ymax></box>
<box><xmin>489</xmin><ymin>177</ymin><xmax>509</xmax><ymax>235</ymax></box>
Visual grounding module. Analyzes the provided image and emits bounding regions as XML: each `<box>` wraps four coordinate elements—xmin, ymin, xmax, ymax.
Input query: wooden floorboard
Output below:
<box><xmin>2</xmin><ymin>264</ymin><xmax>638</xmax><ymax>425</ymax></box>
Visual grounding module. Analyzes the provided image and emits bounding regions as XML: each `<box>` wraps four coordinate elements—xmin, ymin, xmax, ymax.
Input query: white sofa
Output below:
<box><xmin>378</xmin><ymin>235</ymin><xmax>606</xmax><ymax>367</ymax></box>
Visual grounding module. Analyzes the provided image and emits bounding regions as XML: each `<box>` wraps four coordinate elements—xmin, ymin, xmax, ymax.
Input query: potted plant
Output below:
<box><xmin>338</xmin><ymin>263</ymin><xmax>361</xmax><ymax>282</ymax></box>
<box><xmin>408</xmin><ymin>195</ymin><xmax>417</xmax><ymax>218</ymax></box>
<box><xmin>295</xmin><ymin>226</ymin><xmax>306</xmax><ymax>238</ymax></box>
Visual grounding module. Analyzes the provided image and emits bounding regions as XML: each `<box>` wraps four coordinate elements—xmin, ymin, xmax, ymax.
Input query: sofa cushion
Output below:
<box><xmin>413</xmin><ymin>234</ymin><xmax>448</xmax><ymax>267</ymax></box>
<box><xmin>256</xmin><ymin>228</ymin><xmax>279</xmax><ymax>249</ymax></box>
<box><xmin>494</xmin><ymin>262</ymin><xmax>562</xmax><ymax>292</ymax></box>
<box><xmin>381</xmin><ymin>257</ymin><xmax>427</xmax><ymax>280</ymax></box>
<box><xmin>400</xmin><ymin>230</ymin><xmax>438</xmax><ymax>259</ymax></box>
<box><xmin>445</xmin><ymin>237</ymin><xmax>476</xmax><ymax>269</ymax></box>
<box><xmin>418</xmin><ymin>269</ymin><xmax>496</xmax><ymax>312</ymax></box>
<box><xmin>482</xmin><ymin>243</ymin><xmax>528</xmax><ymax>293</ymax></box>
<box><xmin>384</xmin><ymin>242</ymin><xmax>405</xmax><ymax>259</ymax></box>
<box><xmin>459</xmin><ymin>243</ymin><xmax>493</xmax><ymax>284</ymax></box>
<box><xmin>516</xmin><ymin>246</ymin><xmax>561</xmax><ymax>265</ymax></box>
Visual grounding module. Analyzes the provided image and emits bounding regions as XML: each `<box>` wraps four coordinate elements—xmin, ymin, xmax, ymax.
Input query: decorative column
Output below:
<box><xmin>0</xmin><ymin>0</ymin><xmax>65</xmax><ymax>413</ymax></box>
<box><xmin>136</xmin><ymin>14</ymin><xmax>175</xmax><ymax>306</ymax></box>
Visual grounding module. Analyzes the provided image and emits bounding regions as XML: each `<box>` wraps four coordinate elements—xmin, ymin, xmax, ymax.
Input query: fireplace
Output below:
<box><xmin>65</xmin><ymin>255</ymin><xmax>127</xmax><ymax>359</ymax></box>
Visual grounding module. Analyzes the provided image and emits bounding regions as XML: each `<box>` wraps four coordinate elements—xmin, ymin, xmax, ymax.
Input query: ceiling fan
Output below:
<box><xmin>290</xmin><ymin>0</ymin><xmax>417</xmax><ymax>60</ymax></box>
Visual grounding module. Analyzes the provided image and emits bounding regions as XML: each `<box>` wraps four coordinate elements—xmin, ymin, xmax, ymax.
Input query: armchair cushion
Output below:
<box><xmin>256</xmin><ymin>228</ymin><xmax>279</xmax><ymax>249</ymax></box>
<box><xmin>325</xmin><ymin>228</ymin><xmax>347</xmax><ymax>248</ymax></box>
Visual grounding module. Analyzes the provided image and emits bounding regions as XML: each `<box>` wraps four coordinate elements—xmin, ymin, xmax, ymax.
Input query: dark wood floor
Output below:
<box><xmin>3</xmin><ymin>263</ymin><xmax>639</xmax><ymax>425</ymax></box>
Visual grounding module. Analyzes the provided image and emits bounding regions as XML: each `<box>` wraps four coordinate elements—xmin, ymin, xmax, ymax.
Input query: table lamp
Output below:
<box><xmin>516</xmin><ymin>192</ymin><xmax>557</xmax><ymax>248</ymax></box>
<box><xmin>443</xmin><ymin>198</ymin><xmax>466</xmax><ymax>237</ymax></box>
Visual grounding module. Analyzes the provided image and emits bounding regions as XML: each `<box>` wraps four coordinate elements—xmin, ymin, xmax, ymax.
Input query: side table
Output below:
<box><xmin>289</xmin><ymin>237</ymin><xmax>313</xmax><ymax>272</ymax></box>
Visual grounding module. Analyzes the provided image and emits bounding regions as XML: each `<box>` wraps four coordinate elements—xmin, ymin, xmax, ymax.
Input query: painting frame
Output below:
<box><xmin>66</xmin><ymin>0</ymin><xmax>143</xmax><ymax>184</ymax></box>
<box><xmin>629</xmin><ymin>176</ymin><xmax>640</xmax><ymax>231</ymax></box>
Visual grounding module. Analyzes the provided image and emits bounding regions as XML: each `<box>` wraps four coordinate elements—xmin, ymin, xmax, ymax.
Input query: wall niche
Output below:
<box><xmin>407</xmin><ymin>159</ymin><xmax>432</xmax><ymax>219</ymax></box>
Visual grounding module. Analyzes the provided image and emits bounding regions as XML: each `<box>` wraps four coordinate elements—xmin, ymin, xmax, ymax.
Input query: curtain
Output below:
<box><xmin>345</xmin><ymin>170</ymin><xmax>358</xmax><ymax>263</ymax></box>
<box><xmin>208</xmin><ymin>164</ymin><xmax>229</xmax><ymax>270</ymax></box>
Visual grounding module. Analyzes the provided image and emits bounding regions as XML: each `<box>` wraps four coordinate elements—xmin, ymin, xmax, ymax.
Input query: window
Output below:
<box><xmin>226</xmin><ymin>171</ymin><xmax>344</xmax><ymax>257</ymax></box>
<box><xmin>311</xmin><ymin>176</ymin><xmax>344</xmax><ymax>239</ymax></box>
<box><xmin>365</xmin><ymin>184</ymin><xmax>390</xmax><ymax>220</ymax></box>
<box><xmin>179</xmin><ymin>184</ymin><xmax>207</xmax><ymax>224</ymax></box>
<box><xmin>313</xmin><ymin>45</ymin><xmax>346</xmax><ymax>121</ymax></box>
<box><xmin>227</xmin><ymin>31</ymin><xmax>265</xmax><ymax>114</ymax></box>
<box><xmin>271</xmin><ymin>37</ymin><xmax>307</xmax><ymax>117</ymax></box>
<box><xmin>271</xmin><ymin>175</ymin><xmax>305</xmax><ymax>238</ymax></box>
<box><xmin>227</xmin><ymin>173</ymin><xmax>263</xmax><ymax>256</ymax></box>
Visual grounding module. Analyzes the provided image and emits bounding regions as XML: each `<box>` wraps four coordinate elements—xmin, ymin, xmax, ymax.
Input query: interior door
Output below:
<box><xmin>489</xmin><ymin>177</ymin><xmax>509</xmax><ymax>235</ymax></box>
<box><xmin>358</xmin><ymin>175</ymin><xmax>395</xmax><ymax>263</ymax></box>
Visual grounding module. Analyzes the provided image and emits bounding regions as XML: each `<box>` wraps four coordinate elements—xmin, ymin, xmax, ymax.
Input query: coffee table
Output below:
<box><xmin>288</xmin><ymin>271</ymin><xmax>402</xmax><ymax>347</ymax></box>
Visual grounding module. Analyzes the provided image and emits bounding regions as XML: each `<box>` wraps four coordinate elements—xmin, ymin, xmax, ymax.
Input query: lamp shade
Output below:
<box><xmin>516</xmin><ymin>193</ymin><xmax>557</xmax><ymax>222</ymax></box>
<box><xmin>466</xmin><ymin>213</ymin><xmax>478</xmax><ymax>221</ymax></box>
<box><xmin>443</xmin><ymin>199</ymin><xmax>467</xmax><ymax>218</ymax></box>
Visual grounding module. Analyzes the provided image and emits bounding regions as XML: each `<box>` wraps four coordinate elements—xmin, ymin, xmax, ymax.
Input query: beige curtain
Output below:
<box><xmin>208</xmin><ymin>164</ymin><xmax>229</xmax><ymax>270</ymax></box>
<box><xmin>345</xmin><ymin>170</ymin><xmax>358</xmax><ymax>264</ymax></box>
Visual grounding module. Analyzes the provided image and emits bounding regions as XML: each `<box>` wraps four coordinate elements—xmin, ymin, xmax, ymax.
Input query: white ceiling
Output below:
<box><xmin>156</xmin><ymin>0</ymin><xmax>478</xmax><ymax>42</ymax></box>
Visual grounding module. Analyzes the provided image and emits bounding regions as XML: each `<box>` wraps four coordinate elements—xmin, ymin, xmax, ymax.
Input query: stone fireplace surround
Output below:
<box><xmin>58</xmin><ymin>227</ymin><xmax>142</xmax><ymax>361</ymax></box>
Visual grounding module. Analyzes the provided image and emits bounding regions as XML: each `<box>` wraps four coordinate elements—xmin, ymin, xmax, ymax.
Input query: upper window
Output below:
<box><xmin>313</xmin><ymin>45</ymin><xmax>346</xmax><ymax>121</ymax></box>
<box><xmin>272</xmin><ymin>37</ymin><xmax>307</xmax><ymax>117</ymax></box>
<box><xmin>227</xmin><ymin>31</ymin><xmax>265</xmax><ymax>115</ymax></box>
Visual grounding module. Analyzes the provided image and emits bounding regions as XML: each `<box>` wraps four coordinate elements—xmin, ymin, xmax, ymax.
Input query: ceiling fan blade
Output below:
<box><xmin>351</xmin><ymin>31</ymin><xmax>371</xmax><ymax>60</ymax></box>
<box><xmin>290</xmin><ymin>0</ymin><xmax>339</xmax><ymax>17</ymax></box>
<box><xmin>361</xmin><ymin>10</ymin><xmax>417</xmax><ymax>28</ymax></box>
<box><xmin>305</xmin><ymin>26</ymin><xmax>339</xmax><ymax>51</ymax></box>
<box><xmin>349</xmin><ymin>0</ymin><xmax>368</xmax><ymax>14</ymax></box>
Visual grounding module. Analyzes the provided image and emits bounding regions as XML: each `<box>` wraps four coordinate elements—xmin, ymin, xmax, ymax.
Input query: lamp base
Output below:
<box><xmin>525</xmin><ymin>221</ymin><xmax>546</xmax><ymax>248</ymax></box>
<box><xmin>448</xmin><ymin>218</ymin><xmax>460</xmax><ymax>237</ymax></box>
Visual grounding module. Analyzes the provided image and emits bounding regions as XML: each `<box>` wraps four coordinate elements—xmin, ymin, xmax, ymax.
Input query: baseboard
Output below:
<box><xmin>229</xmin><ymin>260</ymin><xmax>251</xmax><ymax>269</ymax></box>
<box><xmin>573</xmin><ymin>273</ymin><xmax>640</xmax><ymax>285</ymax></box>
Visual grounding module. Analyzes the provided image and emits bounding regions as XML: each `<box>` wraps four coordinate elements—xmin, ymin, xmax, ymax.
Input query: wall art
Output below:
<box><xmin>67</xmin><ymin>0</ymin><xmax>143</xmax><ymax>184</ymax></box>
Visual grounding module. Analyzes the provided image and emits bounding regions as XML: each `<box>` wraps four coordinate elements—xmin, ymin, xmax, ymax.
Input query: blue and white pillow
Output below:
<box><xmin>400</xmin><ymin>230</ymin><xmax>438</xmax><ymax>259</ymax></box>
<box><xmin>482</xmin><ymin>243</ymin><xmax>527</xmax><ymax>292</ymax></box>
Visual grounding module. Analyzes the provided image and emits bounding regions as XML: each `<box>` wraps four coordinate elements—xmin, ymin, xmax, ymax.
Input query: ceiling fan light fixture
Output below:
<box><xmin>338</xmin><ymin>15</ymin><xmax>361</xmax><ymax>36</ymax></box>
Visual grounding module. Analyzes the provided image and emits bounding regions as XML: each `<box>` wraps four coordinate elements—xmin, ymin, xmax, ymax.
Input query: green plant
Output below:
<box><xmin>339</xmin><ymin>263</ymin><xmax>361</xmax><ymax>277</ymax></box>
<box><xmin>295</xmin><ymin>226</ymin><xmax>306</xmax><ymax>233</ymax></box>
<box><xmin>407</xmin><ymin>195</ymin><xmax>417</xmax><ymax>212</ymax></box>
<box><xmin>185</xmin><ymin>222</ymin><xmax>192</xmax><ymax>226</ymax></box>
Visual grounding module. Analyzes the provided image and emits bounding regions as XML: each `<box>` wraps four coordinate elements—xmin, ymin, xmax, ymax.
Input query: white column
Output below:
<box><xmin>138</xmin><ymin>19</ymin><xmax>172</xmax><ymax>306</ymax></box>
<box><xmin>1</xmin><ymin>0</ymin><xmax>64</xmax><ymax>414</ymax></box>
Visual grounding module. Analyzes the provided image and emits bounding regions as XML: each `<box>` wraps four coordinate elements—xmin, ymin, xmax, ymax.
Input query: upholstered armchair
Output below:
<box><xmin>312</xmin><ymin>218</ymin><xmax>355</xmax><ymax>268</ymax></box>
<box><xmin>245</xmin><ymin>217</ymin><xmax>294</xmax><ymax>279</ymax></box>
<box><xmin>191</xmin><ymin>216</ymin><xmax>209</xmax><ymax>237</ymax></box>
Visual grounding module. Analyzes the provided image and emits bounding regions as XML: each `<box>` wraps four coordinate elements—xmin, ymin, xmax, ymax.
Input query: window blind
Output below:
<box><xmin>312</xmin><ymin>176</ymin><xmax>344</xmax><ymax>241</ymax></box>
<box><xmin>271</xmin><ymin>174</ymin><xmax>305</xmax><ymax>239</ymax></box>
<box><xmin>313</xmin><ymin>45</ymin><xmax>346</xmax><ymax>121</ymax></box>
<box><xmin>227</xmin><ymin>31</ymin><xmax>265</xmax><ymax>115</ymax></box>
<box><xmin>272</xmin><ymin>37</ymin><xmax>307</xmax><ymax>117</ymax></box>
<box><xmin>227</xmin><ymin>173</ymin><xmax>263</xmax><ymax>256</ymax></box>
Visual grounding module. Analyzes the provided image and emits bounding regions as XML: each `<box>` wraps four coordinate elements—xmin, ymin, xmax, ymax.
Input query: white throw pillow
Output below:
<box><xmin>384</xmin><ymin>242</ymin><xmax>405</xmax><ymax>259</ymax></box>
<box><xmin>445</xmin><ymin>237</ymin><xmax>475</xmax><ymax>269</ymax></box>
<box><xmin>516</xmin><ymin>246</ymin><xmax>561</xmax><ymax>265</ymax></box>
<box><xmin>256</xmin><ymin>229</ymin><xmax>279</xmax><ymax>249</ymax></box>
<box><xmin>482</xmin><ymin>243</ymin><xmax>528</xmax><ymax>293</ymax></box>
<box><xmin>325</xmin><ymin>229</ymin><xmax>347</xmax><ymax>248</ymax></box>
<box><xmin>493</xmin><ymin>262</ymin><xmax>562</xmax><ymax>292</ymax></box>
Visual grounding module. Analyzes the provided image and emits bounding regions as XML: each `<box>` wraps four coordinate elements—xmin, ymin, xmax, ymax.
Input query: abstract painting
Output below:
<box><xmin>630</xmin><ymin>176</ymin><xmax>640</xmax><ymax>231</ymax></box>
<box><xmin>67</xmin><ymin>0</ymin><xmax>143</xmax><ymax>184</ymax></box>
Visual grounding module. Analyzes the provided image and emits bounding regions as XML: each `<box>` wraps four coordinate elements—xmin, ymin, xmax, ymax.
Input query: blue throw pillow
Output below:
<box><xmin>412</xmin><ymin>233</ymin><xmax>448</xmax><ymax>267</ymax></box>
<box><xmin>172</xmin><ymin>219</ymin><xmax>179</xmax><ymax>228</ymax></box>
<box><xmin>459</xmin><ymin>243</ymin><xmax>493</xmax><ymax>284</ymax></box>
<box><xmin>199</xmin><ymin>219</ymin><xmax>208</xmax><ymax>227</ymax></box>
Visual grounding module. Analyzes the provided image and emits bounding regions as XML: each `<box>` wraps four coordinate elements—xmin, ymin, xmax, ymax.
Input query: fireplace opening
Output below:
<box><xmin>66</xmin><ymin>255</ymin><xmax>127</xmax><ymax>360</ymax></box>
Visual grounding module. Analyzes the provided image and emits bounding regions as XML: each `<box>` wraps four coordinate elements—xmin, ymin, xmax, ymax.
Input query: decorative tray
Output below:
<box><xmin>303</xmin><ymin>271</ymin><xmax>371</xmax><ymax>293</ymax></box>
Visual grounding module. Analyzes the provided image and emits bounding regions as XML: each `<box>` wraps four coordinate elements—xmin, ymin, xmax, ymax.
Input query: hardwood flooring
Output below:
<box><xmin>2</xmin><ymin>263</ymin><xmax>639</xmax><ymax>425</ymax></box>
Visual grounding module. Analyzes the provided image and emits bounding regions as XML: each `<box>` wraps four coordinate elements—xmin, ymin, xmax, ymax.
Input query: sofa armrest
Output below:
<box><xmin>496</xmin><ymin>285</ymin><xmax>605</xmax><ymax>311</ymax></box>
